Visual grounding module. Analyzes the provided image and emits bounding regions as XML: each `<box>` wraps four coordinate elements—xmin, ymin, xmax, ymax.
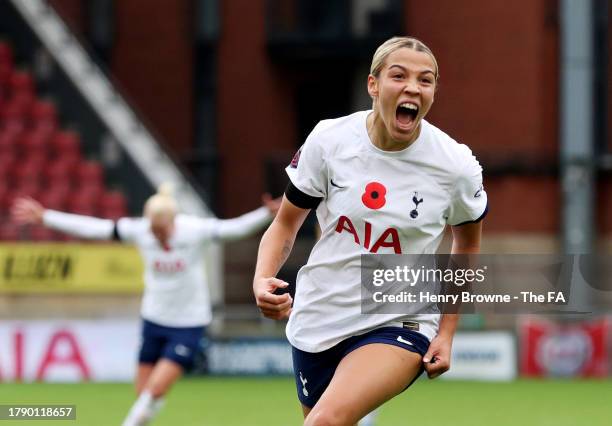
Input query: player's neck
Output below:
<box><xmin>367</xmin><ymin>111</ymin><xmax>421</xmax><ymax>152</ymax></box>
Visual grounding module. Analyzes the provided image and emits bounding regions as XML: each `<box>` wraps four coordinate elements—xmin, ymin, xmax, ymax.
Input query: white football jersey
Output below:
<box><xmin>285</xmin><ymin>111</ymin><xmax>488</xmax><ymax>352</ymax></box>
<box><xmin>116</xmin><ymin>215</ymin><xmax>217</xmax><ymax>327</ymax></box>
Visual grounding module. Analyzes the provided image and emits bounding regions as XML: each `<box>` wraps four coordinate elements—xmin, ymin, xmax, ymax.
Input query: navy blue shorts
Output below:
<box><xmin>138</xmin><ymin>319</ymin><xmax>205</xmax><ymax>370</ymax></box>
<box><xmin>292</xmin><ymin>327</ymin><xmax>430</xmax><ymax>408</ymax></box>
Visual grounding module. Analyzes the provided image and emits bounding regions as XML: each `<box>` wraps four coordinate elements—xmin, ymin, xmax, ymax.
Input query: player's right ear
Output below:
<box><xmin>367</xmin><ymin>74</ymin><xmax>379</xmax><ymax>99</ymax></box>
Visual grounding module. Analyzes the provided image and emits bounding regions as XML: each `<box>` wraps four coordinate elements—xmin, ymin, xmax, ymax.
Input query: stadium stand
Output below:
<box><xmin>0</xmin><ymin>38</ymin><xmax>128</xmax><ymax>239</ymax></box>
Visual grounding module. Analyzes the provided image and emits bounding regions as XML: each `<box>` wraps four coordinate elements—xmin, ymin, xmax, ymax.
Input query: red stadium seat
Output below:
<box><xmin>0</xmin><ymin>183</ymin><xmax>10</xmax><ymax>211</ymax></box>
<box><xmin>19</xmin><ymin>151</ymin><xmax>47</xmax><ymax>164</ymax></box>
<box><xmin>29</xmin><ymin>99</ymin><xmax>58</xmax><ymax>129</ymax></box>
<box><xmin>53</xmin><ymin>151</ymin><xmax>81</xmax><ymax>171</ymax></box>
<box><xmin>10</xmin><ymin>71</ymin><xmax>35</xmax><ymax>96</ymax></box>
<box><xmin>0</xmin><ymin>154</ymin><xmax>16</xmax><ymax>184</ymax></box>
<box><xmin>0</xmin><ymin>223</ymin><xmax>20</xmax><ymax>241</ymax></box>
<box><xmin>75</xmin><ymin>161</ymin><xmax>105</xmax><ymax>187</ymax></box>
<box><xmin>39</xmin><ymin>189</ymin><xmax>68</xmax><ymax>211</ymax></box>
<box><xmin>10</xmin><ymin>156</ymin><xmax>46</xmax><ymax>185</ymax></box>
<box><xmin>0</xmin><ymin>130</ymin><xmax>18</xmax><ymax>156</ymax></box>
<box><xmin>11</xmin><ymin>91</ymin><xmax>34</xmax><ymax>106</ymax></box>
<box><xmin>44</xmin><ymin>158</ymin><xmax>77</xmax><ymax>183</ymax></box>
<box><xmin>0</xmin><ymin>41</ymin><xmax>13</xmax><ymax>65</ymax></box>
<box><xmin>28</xmin><ymin>224</ymin><xmax>56</xmax><ymax>241</ymax></box>
<box><xmin>20</xmin><ymin>129</ymin><xmax>51</xmax><ymax>157</ymax></box>
<box><xmin>67</xmin><ymin>186</ymin><xmax>103</xmax><ymax>216</ymax></box>
<box><xmin>0</xmin><ymin>170</ymin><xmax>9</xmax><ymax>189</ymax></box>
<box><xmin>0</xmin><ymin>41</ymin><xmax>13</xmax><ymax>89</ymax></box>
<box><xmin>12</xmin><ymin>180</ymin><xmax>40</xmax><ymax>194</ymax></box>
<box><xmin>99</xmin><ymin>191</ymin><xmax>128</xmax><ymax>220</ymax></box>
<box><xmin>67</xmin><ymin>205</ymin><xmax>97</xmax><ymax>216</ymax></box>
<box><xmin>99</xmin><ymin>190</ymin><xmax>127</xmax><ymax>210</ymax></box>
<box><xmin>0</xmin><ymin>149</ymin><xmax>15</xmax><ymax>164</ymax></box>
<box><xmin>0</xmin><ymin>98</ymin><xmax>29</xmax><ymax>123</ymax></box>
<box><xmin>76</xmin><ymin>181</ymin><xmax>105</xmax><ymax>200</ymax></box>
<box><xmin>31</xmin><ymin>117</ymin><xmax>58</xmax><ymax>135</ymax></box>
<box><xmin>45</xmin><ymin>179</ymin><xmax>73</xmax><ymax>199</ymax></box>
<box><xmin>1</xmin><ymin>117</ymin><xmax>26</xmax><ymax>135</ymax></box>
<box><xmin>50</xmin><ymin>130</ymin><xmax>81</xmax><ymax>158</ymax></box>
<box><xmin>0</xmin><ymin>63</ymin><xmax>11</xmax><ymax>88</ymax></box>
<box><xmin>101</xmin><ymin>208</ymin><xmax>127</xmax><ymax>221</ymax></box>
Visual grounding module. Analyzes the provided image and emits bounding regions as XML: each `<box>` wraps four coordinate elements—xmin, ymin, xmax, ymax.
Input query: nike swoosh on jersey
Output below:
<box><xmin>396</xmin><ymin>336</ymin><xmax>413</xmax><ymax>346</ymax></box>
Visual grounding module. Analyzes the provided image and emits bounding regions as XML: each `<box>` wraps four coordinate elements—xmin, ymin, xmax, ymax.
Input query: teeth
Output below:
<box><xmin>400</xmin><ymin>103</ymin><xmax>418</xmax><ymax>111</ymax></box>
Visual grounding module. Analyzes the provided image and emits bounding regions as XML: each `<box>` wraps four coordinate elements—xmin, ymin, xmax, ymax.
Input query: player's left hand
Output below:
<box><xmin>422</xmin><ymin>335</ymin><xmax>452</xmax><ymax>379</ymax></box>
<box><xmin>262</xmin><ymin>193</ymin><xmax>282</xmax><ymax>216</ymax></box>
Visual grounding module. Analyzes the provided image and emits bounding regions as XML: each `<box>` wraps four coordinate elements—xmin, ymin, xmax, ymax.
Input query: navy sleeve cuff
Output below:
<box><xmin>453</xmin><ymin>204</ymin><xmax>489</xmax><ymax>226</ymax></box>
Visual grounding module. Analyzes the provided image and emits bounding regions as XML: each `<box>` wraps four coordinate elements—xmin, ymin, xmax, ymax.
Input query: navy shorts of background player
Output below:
<box><xmin>292</xmin><ymin>326</ymin><xmax>430</xmax><ymax>408</ymax></box>
<box><xmin>139</xmin><ymin>319</ymin><xmax>205</xmax><ymax>370</ymax></box>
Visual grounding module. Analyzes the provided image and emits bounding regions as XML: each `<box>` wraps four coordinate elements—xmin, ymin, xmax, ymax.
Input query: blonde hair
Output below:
<box><xmin>143</xmin><ymin>183</ymin><xmax>178</xmax><ymax>219</ymax></box>
<box><xmin>370</xmin><ymin>36</ymin><xmax>439</xmax><ymax>80</ymax></box>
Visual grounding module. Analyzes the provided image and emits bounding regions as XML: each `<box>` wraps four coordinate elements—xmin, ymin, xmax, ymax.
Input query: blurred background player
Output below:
<box><xmin>0</xmin><ymin>1</ymin><xmax>609</xmax><ymax>424</ymax></box>
<box><xmin>11</xmin><ymin>185</ymin><xmax>280</xmax><ymax>426</ymax></box>
<box><xmin>253</xmin><ymin>36</ymin><xmax>487</xmax><ymax>425</ymax></box>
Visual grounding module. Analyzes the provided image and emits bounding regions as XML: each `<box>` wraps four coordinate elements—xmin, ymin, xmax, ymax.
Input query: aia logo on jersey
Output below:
<box><xmin>362</xmin><ymin>182</ymin><xmax>387</xmax><ymax>210</ymax></box>
<box><xmin>289</xmin><ymin>147</ymin><xmax>302</xmax><ymax>168</ymax></box>
<box><xmin>153</xmin><ymin>259</ymin><xmax>186</xmax><ymax>273</ymax></box>
<box><xmin>335</xmin><ymin>216</ymin><xmax>402</xmax><ymax>254</ymax></box>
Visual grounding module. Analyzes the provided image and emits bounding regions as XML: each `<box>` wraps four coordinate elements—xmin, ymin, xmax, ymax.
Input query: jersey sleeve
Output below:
<box><xmin>212</xmin><ymin>207</ymin><xmax>272</xmax><ymax>242</ymax></box>
<box><xmin>285</xmin><ymin>126</ymin><xmax>328</xmax><ymax>201</ymax></box>
<box><xmin>446</xmin><ymin>147</ymin><xmax>488</xmax><ymax>226</ymax></box>
<box><xmin>43</xmin><ymin>210</ymin><xmax>115</xmax><ymax>240</ymax></box>
<box><xmin>179</xmin><ymin>215</ymin><xmax>218</xmax><ymax>242</ymax></box>
<box><xmin>115</xmin><ymin>217</ymin><xmax>147</xmax><ymax>242</ymax></box>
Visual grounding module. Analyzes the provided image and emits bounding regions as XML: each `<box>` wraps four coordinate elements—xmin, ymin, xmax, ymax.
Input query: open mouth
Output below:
<box><xmin>396</xmin><ymin>102</ymin><xmax>419</xmax><ymax>129</ymax></box>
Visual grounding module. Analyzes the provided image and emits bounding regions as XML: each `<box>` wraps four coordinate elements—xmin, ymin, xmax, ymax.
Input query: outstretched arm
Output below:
<box><xmin>215</xmin><ymin>194</ymin><xmax>281</xmax><ymax>242</ymax></box>
<box><xmin>253</xmin><ymin>196</ymin><xmax>310</xmax><ymax>320</ymax></box>
<box><xmin>423</xmin><ymin>221</ymin><xmax>482</xmax><ymax>378</ymax></box>
<box><xmin>11</xmin><ymin>197</ymin><xmax>116</xmax><ymax>240</ymax></box>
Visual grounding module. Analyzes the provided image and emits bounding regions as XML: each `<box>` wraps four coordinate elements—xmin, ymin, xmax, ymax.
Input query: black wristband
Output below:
<box><xmin>112</xmin><ymin>222</ymin><xmax>121</xmax><ymax>241</ymax></box>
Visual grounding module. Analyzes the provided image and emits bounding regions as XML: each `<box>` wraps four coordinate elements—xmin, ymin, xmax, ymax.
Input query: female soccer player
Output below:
<box><xmin>12</xmin><ymin>185</ymin><xmax>280</xmax><ymax>426</ymax></box>
<box><xmin>253</xmin><ymin>36</ymin><xmax>487</xmax><ymax>425</ymax></box>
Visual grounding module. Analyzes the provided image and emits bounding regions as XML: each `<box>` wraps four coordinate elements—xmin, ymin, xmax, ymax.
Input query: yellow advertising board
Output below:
<box><xmin>0</xmin><ymin>243</ymin><xmax>144</xmax><ymax>293</ymax></box>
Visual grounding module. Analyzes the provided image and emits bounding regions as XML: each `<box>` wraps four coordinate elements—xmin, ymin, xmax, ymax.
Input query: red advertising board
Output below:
<box><xmin>520</xmin><ymin>317</ymin><xmax>610</xmax><ymax>377</ymax></box>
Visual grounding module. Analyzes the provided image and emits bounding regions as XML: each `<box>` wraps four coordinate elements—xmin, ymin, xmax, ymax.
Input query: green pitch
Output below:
<box><xmin>0</xmin><ymin>377</ymin><xmax>610</xmax><ymax>425</ymax></box>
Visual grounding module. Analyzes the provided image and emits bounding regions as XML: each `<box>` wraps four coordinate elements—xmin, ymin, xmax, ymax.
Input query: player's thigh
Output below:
<box><xmin>144</xmin><ymin>358</ymin><xmax>184</xmax><ymax>398</ymax></box>
<box><xmin>306</xmin><ymin>343</ymin><xmax>422</xmax><ymax>426</ymax></box>
<box><xmin>302</xmin><ymin>404</ymin><xmax>312</xmax><ymax>419</ymax></box>
<box><xmin>135</xmin><ymin>363</ymin><xmax>155</xmax><ymax>394</ymax></box>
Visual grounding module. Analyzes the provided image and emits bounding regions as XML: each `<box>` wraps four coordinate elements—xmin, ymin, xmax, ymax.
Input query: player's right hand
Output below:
<box><xmin>253</xmin><ymin>277</ymin><xmax>293</xmax><ymax>320</ymax></box>
<box><xmin>11</xmin><ymin>197</ymin><xmax>45</xmax><ymax>225</ymax></box>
